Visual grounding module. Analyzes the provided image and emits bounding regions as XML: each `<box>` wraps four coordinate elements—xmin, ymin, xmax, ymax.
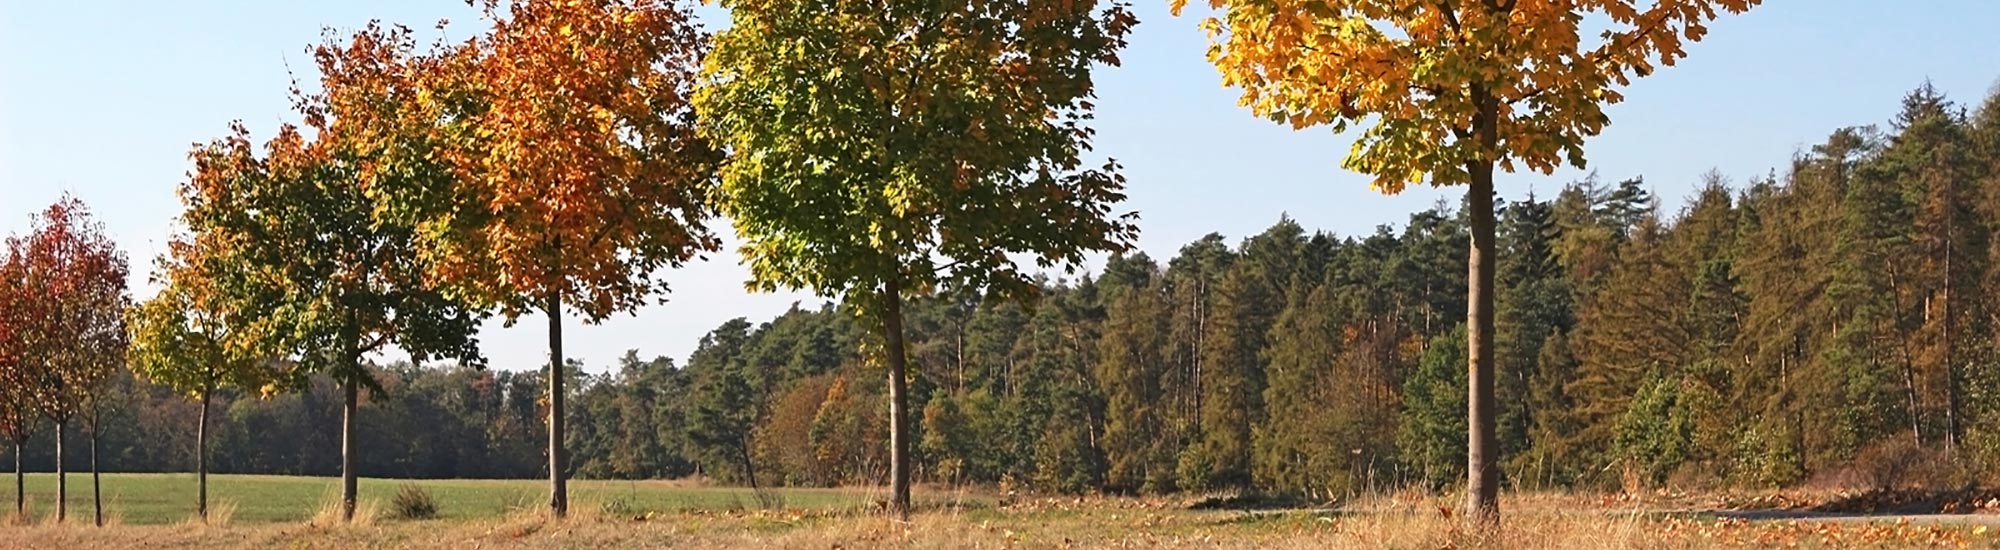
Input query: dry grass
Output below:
<box><xmin>307</xmin><ymin>492</ymin><xmax>378</xmax><ymax>528</ymax></box>
<box><xmin>3</xmin><ymin>495</ymin><xmax>32</xmax><ymax>526</ymax></box>
<box><xmin>0</xmin><ymin>492</ymin><xmax>1990</xmax><ymax>549</ymax></box>
<box><xmin>180</xmin><ymin>499</ymin><xmax>236</xmax><ymax>528</ymax></box>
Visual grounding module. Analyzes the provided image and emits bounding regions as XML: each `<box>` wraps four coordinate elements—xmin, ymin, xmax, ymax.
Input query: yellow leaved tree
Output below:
<box><xmin>1172</xmin><ymin>0</ymin><xmax>1759</xmax><ymax>524</ymax></box>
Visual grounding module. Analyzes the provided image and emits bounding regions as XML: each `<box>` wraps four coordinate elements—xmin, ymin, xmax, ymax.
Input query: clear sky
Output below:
<box><xmin>4</xmin><ymin>1</ymin><xmax>1998</xmax><ymax>373</ymax></box>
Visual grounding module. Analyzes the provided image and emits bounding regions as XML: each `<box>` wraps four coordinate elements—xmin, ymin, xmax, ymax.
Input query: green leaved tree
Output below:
<box><xmin>127</xmin><ymin>236</ymin><xmax>275</xmax><ymax>523</ymax></box>
<box><xmin>696</xmin><ymin>0</ymin><xmax>1140</xmax><ymax>517</ymax></box>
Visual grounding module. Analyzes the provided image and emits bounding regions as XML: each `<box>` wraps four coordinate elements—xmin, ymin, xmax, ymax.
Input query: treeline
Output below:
<box><xmin>12</xmin><ymin>84</ymin><xmax>2000</xmax><ymax>497</ymax></box>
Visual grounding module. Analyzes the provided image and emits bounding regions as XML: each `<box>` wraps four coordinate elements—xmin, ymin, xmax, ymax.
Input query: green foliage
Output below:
<box><xmin>1398</xmin><ymin>326</ymin><xmax>1468</xmax><ymax>490</ymax></box>
<box><xmin>698</xmin><ymin>0</ymin><xmax>1141</xmax><ymax>304</ymax></box>
<box><xmin>1612</xmin><ymin>370</ymin><xmax>1696</xmax><ymax>486</ymax></box>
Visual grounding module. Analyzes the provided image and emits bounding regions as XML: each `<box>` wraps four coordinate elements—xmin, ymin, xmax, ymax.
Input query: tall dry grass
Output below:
<box><xmin>0</xmin><ymin>491</ymin><xmax>1985</xmax><ymax>549</ymax></box>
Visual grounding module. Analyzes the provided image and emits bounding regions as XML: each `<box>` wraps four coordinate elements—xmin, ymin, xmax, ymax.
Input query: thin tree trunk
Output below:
<box><xmin>55</xmin><ymin>420</ymin><xmax>66</xmax><ymax>523</ymax></box>
<box><xmin>1464</xmin><ymin>85</ymin><xmax>1500</xmax><ymax>527</ymax></box>
<box><xmin>881</xmin><ymin>278</ymin><xmax>912</xmax><ymax>520</ymax></box>
<box><xmin>1943</xmin><ymin>231</ymin><xmax>1962</xmax><ymax>451</ymax></box>
<box><xmin>340</xmin><ymin>309</ymin><xmax>365</xmax><ymax>523</ymax></box>
<box><xmin>197</xmin><ymin>388</ymin><xmax>211</xmax><ymax>522</ymax></box>
<box><xmin>1903</xmin><ymin>346</ymin><xmax>1922</xmax><ymax>446</ymax></box>
<box><xmin>547</xmin><ymin>291</ymin><xmax>569</xmax><ymax>519</ymax></box>
<box><xmin>12</xmin><ymin>442</ymin><xmax>21</xmax><ymax>518</ymax></box>
<box><xmin>1892</xmin><ymin>267</ymin><xmax>1922</xmax><ymax>446</ymax></box>
<box><xmin>738</xmin><ymin>439</ymin><xmax>758</xmax><ymax>491</ymax></box>
<box><xmin>341</xmin><ymin>378</ymin><xmax>358</xmax><ymax>522</ymax></box>
<box><xmin>91</xmin><ymin>422</ymin><xmax>100</xmax><ymax>527</ymax></box>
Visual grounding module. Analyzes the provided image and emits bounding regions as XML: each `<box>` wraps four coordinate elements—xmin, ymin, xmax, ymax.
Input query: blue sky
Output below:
<box><xmin>4</xmin><ymin>1</ymin><xmax>1998</xmax><ymax>373</ymax></box>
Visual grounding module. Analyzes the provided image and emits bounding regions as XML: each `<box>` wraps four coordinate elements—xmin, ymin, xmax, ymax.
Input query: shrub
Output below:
<box><xmin>391</xmin><ymin>483</ymin><xmax>440</xmax><ymax>520</ymax></box>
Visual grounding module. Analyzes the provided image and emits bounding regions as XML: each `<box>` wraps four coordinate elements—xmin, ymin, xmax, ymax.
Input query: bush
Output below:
<box><xmin>390</xmin><ymin>484</ymin><xmax>440</xmax><ymax>520</ymax></box>
<box><xmin>1809</xmin><ymin>438</ymin><xmax>1979</xmax><ymax>491</ymax></box>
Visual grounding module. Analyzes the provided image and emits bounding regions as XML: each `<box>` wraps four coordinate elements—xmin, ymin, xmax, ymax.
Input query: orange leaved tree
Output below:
<box><xmin>409</xmin><ymin>0</ymin><xmax>720</xmax><ymax>518</ymax></box>
<box><xmin>1173</xmin><ymin>0</ymin><xmax>1759</xmax><ymax>524</ymax></box>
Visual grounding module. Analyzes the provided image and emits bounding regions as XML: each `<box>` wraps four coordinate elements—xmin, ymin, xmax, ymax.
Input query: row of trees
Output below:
<box><xmin>0</xmin><ymin>197</ymin><xmax>131</xmax><ymax>526</ymax></box>
<box><xmin>7</xmin><ymin>0</ymin><xmax>1767</xmax><ymax>530</ymax></box>
<box><xmin>39</xmin><ymin>0</ymin><xmax>1142</xmax><ymax>524</ymax></box>
<box><xmin>11</xmin><ymin>81</ymin><xmax>2000</xmax><ymax>507</ymax></box>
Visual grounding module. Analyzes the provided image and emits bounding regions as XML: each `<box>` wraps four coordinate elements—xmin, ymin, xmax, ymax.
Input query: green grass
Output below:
<box><xmin>2</xmin><ymin>473</ymin><xmax>992</xmax><ymax>525</ymax></box>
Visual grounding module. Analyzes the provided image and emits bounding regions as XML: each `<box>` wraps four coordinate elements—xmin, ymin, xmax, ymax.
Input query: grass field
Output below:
<box><xmin>2</xmin><ymin>474</ymin><xmax>1999</xmax><ymax>548</ymax></box>
<box><xmin>1</xmin><ymin>473</ymin><xmax>980</xmax><ymax>525</ymax></box>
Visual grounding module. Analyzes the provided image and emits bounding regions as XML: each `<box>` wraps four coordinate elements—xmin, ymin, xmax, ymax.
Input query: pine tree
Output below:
<box><xmin>1097</xmin><ymin>272</ymin><xmax>1175</xmax><ymax>493</ymax></box>
<box><xmin>1495</xmin><ymin>195</ymin><xmax>1573</xmax><ymax>472</ymax></box>
<box><xmin>1398</xmin><ymin>325</ymin><xmax>1468</xmax><ymax>489</ymax></box>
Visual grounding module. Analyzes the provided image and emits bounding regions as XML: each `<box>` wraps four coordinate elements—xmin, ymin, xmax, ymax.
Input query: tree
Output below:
<box><xmin>0</xmin><ymin>237</ymin><xmax>37</xmax><ymax>517</ymax></box>
<box><xmin>1097</xmin><ymin>276</ymin><xmax>1174</xmax><ymax>493</ymax></box>
<box><xmin>1174</xmin><ymin>0</ymin><xmax>1759</xmax><ymax>523</ymax></box>
<box><xmin>4</xmin><ymin>196</ymin><xmax>129</xmax><ymax>524</ymax></box>
<box><xmin>182</xmin><ymin>24</ymin><xmax>490</xmax><ymax>518</ymax></box>
<box><xmin>410</xmin><ymin>0</ymin><xmax>720</xmax><ymax>518</ymax></box>
<box><xmin>697</xmin><ymin>0</ymin><xmax>1140</xmax><ymax>517</ymax></box>
<box><xmin>127</xmin><ymin>237</ymin><xmax>274</xmax><ymax>523</ymax></box>
<box><xmin>1400</xmin><ymin>325</ymin><xmax>1468</xmax><ymax>489</ymax></box>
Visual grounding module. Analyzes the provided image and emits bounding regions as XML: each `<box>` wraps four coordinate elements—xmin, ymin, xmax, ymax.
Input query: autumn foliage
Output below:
<box><xmin>416</xmin><ymin>0</ymin><xmax>720</xmax><ymax>320</ymax></box>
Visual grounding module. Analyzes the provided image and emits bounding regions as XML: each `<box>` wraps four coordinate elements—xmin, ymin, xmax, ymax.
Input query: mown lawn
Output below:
<box><xmin>5</xmin><ymin>473</ymin><xmax>992</xmax><ymax>525</ymax></box>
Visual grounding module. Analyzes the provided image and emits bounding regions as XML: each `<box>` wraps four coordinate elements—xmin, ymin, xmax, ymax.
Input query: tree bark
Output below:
<box><xmin>13</xmin><ymin>442</ymin><xmax>22</xmax><ymax>519</ymax></box>
<box><xmin>881</xmin><ymin>278</ymin><xmax>912</xmax><ymax>520</ymax></box>
<box><xmin>90</xmin><ymin>421</ymin><xmax>101</xmax><ymax>527</ymax></box>
<box><xmin>1942</xmin><ymin>226</ymin><xmax>1962</xmax><ymax>451</ymax></box>
<box><xmin>341</xmin><ymin>377</ymin><xmax>358</xmax><ymax>522</ymax></box>
<box><xmin>547</xmin><ymin>291</ymin><xmax>569</xmax><ymax>519</ymax></box>
<box><xmin>197</xmin><ymin>388</ymin><xmax>211</xmax><ymax>523</ymax></box>
<box><xmin>55</xmin><ymin>420</ymin><xmax>66</xmax><ymax>523</ymax></box>
<box><xmin>1464</xmin><ymin>85</ymin><xmax>1501</xmax><ymax>527</ymax></box>
<box><xmin>738</xmin><ymin>439</ymin><xmax>759</xmax><ymax>491</ymax></box>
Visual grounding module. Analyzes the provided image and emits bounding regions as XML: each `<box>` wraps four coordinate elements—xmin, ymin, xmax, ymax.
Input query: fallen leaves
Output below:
<box><xmin>1659</xmin><ymin>516</ymin><xmax>1981</xmax><ymax>548</ymax></box>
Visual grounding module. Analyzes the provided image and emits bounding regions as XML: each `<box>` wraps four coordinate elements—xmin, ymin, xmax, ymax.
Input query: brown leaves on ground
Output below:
<box><xmin>1661</xmin><ymin>516</ymin><xmax>1981</xmax><ymax>548</ymax></box>
<box><xmin>1812</xmin><ymin>487</ymin><xmax>2000</xmax><ymax>515</ymax></box>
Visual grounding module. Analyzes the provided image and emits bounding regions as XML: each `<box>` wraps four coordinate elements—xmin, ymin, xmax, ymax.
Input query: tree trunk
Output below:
<box><xmin>738</xmin><ymin>439</ymin><xmax>759</xmax><ymax>490</ymax></box>
<box><xmin>1889</xmin><ymin>266</ymin><xmax>1923</xmax><ymax>446</ymax></box>
<box><xmin>341</xmin><ymin>377</ymin><xmax>358</xmax><ymax>522</ymax></box>
<box><xmin>547</xmin><ymin>291</ymin><xmax>569</xmax><ymax>519</ymax></box>
<box><xmin>91</xmin><ymin>422</ymin><xmax>101</xmax><ymax>527</ymax></box>
<box><xmin>197</xmin><ymin>388</ymin><xmax>211</xmax><ymax>523</ymax></box>
<box><xmin>55</xmin><ymin>420</ymin><xmax>66</xmax><ymax>523</ymax></box>
<box><xmin>1464</xmin><ymin>85</ymin><xmax>1500</xmax><ymax>527</ymax></box>
<box><xmin>1942</xmin><ymin>231</ymin><xmax>1962</xmax><ymax>451</ymax></box>
<box><xmin>881</xmin><ymin>278</ymin><xmax>912</xmax><ymax>520</ymax></box>
<box><xmin>12</xmin><ymin>442</ymin><xmax>21</xmax><ymax>519</ymax></box>
<box><xmin>1903</xmin><ymin>345</ymin><xmax>1922</xmax><ymax>446</ymax></box>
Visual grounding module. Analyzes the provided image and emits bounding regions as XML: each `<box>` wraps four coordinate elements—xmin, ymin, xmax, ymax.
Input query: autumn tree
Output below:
<box><xmin>180</xmin><ymin>22</ymin><xmax>494</xmax><ymax>520</ymax></box>
<box><xmin>0</xmin><ymin>240</ymin><xmax>36</xmax><ymax>517</ymax></box>
<box><xmin>127</xmin><ymin>237</ymin><xmax>274</xmax><ymax>523</ymax></box>
<box><xmin>697</xmin><ymin>0</ymin><xmax>1139</xmax><ymax>517</ymax></box>
<box><xmin>1174</xmin><ymin>0</ymin><xmax>1759</xmax><ymax>523</ymax></box>
<box><xmin>402</xmin><ymin>0</ymin><xmax>720</xmax><ymax>518</ymax></box>
<box><xmin>3</xmin><ymin>195</ymin><xmax>129</xmax><ymax>524</ymax></box>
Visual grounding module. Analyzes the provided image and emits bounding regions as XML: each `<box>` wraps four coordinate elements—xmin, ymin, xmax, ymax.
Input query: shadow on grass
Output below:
<box><xmin>1187</xmin><ymin>493</ymin><xmax>1322</xmax><ymax>512</ymax></box>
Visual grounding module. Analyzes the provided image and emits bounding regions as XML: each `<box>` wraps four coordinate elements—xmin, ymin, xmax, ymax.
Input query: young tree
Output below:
<box><xmin>407</xmin><ymin>0</ymin><xmax>720</xmax><ymax>518</ymax></box>
<box><xmin>0</xmin><ymin>242</ymin><xmax>36</xmax><ymax>517</ymax></box>
<box><xmin>127</xmin><ymin>237</ymin><xmax>274</xmax><ymax>523</ymax></box>
<box><xmin>4</xmin><ymin>196</ymin><xmax>129</xmax><ymax>524</ymax></box>
<box><xmin>174</xmin><ymin>22</ymin><xmax>503</xmax><ymax>522</ymax></box>
<box><xmin>1174</xmin><ymin>0</ymin><xmax>1759</xmax><ymax>523</ymax></box>
<box><xmin>697</xmin><ymin>0</ymin><xmax>1140</xmax><ymax>517</ymax></box>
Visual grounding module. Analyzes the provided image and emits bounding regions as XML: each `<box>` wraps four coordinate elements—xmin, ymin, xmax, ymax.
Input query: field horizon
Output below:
<box><xmin>2</xmin><ymin>474</ymin><xmax>1998</xmax><ymax>548</ymax></box>
<box><xmin>0</xmin><ymin>473</ymin><xmax>991</xmax><ymax>525</ymax></box>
